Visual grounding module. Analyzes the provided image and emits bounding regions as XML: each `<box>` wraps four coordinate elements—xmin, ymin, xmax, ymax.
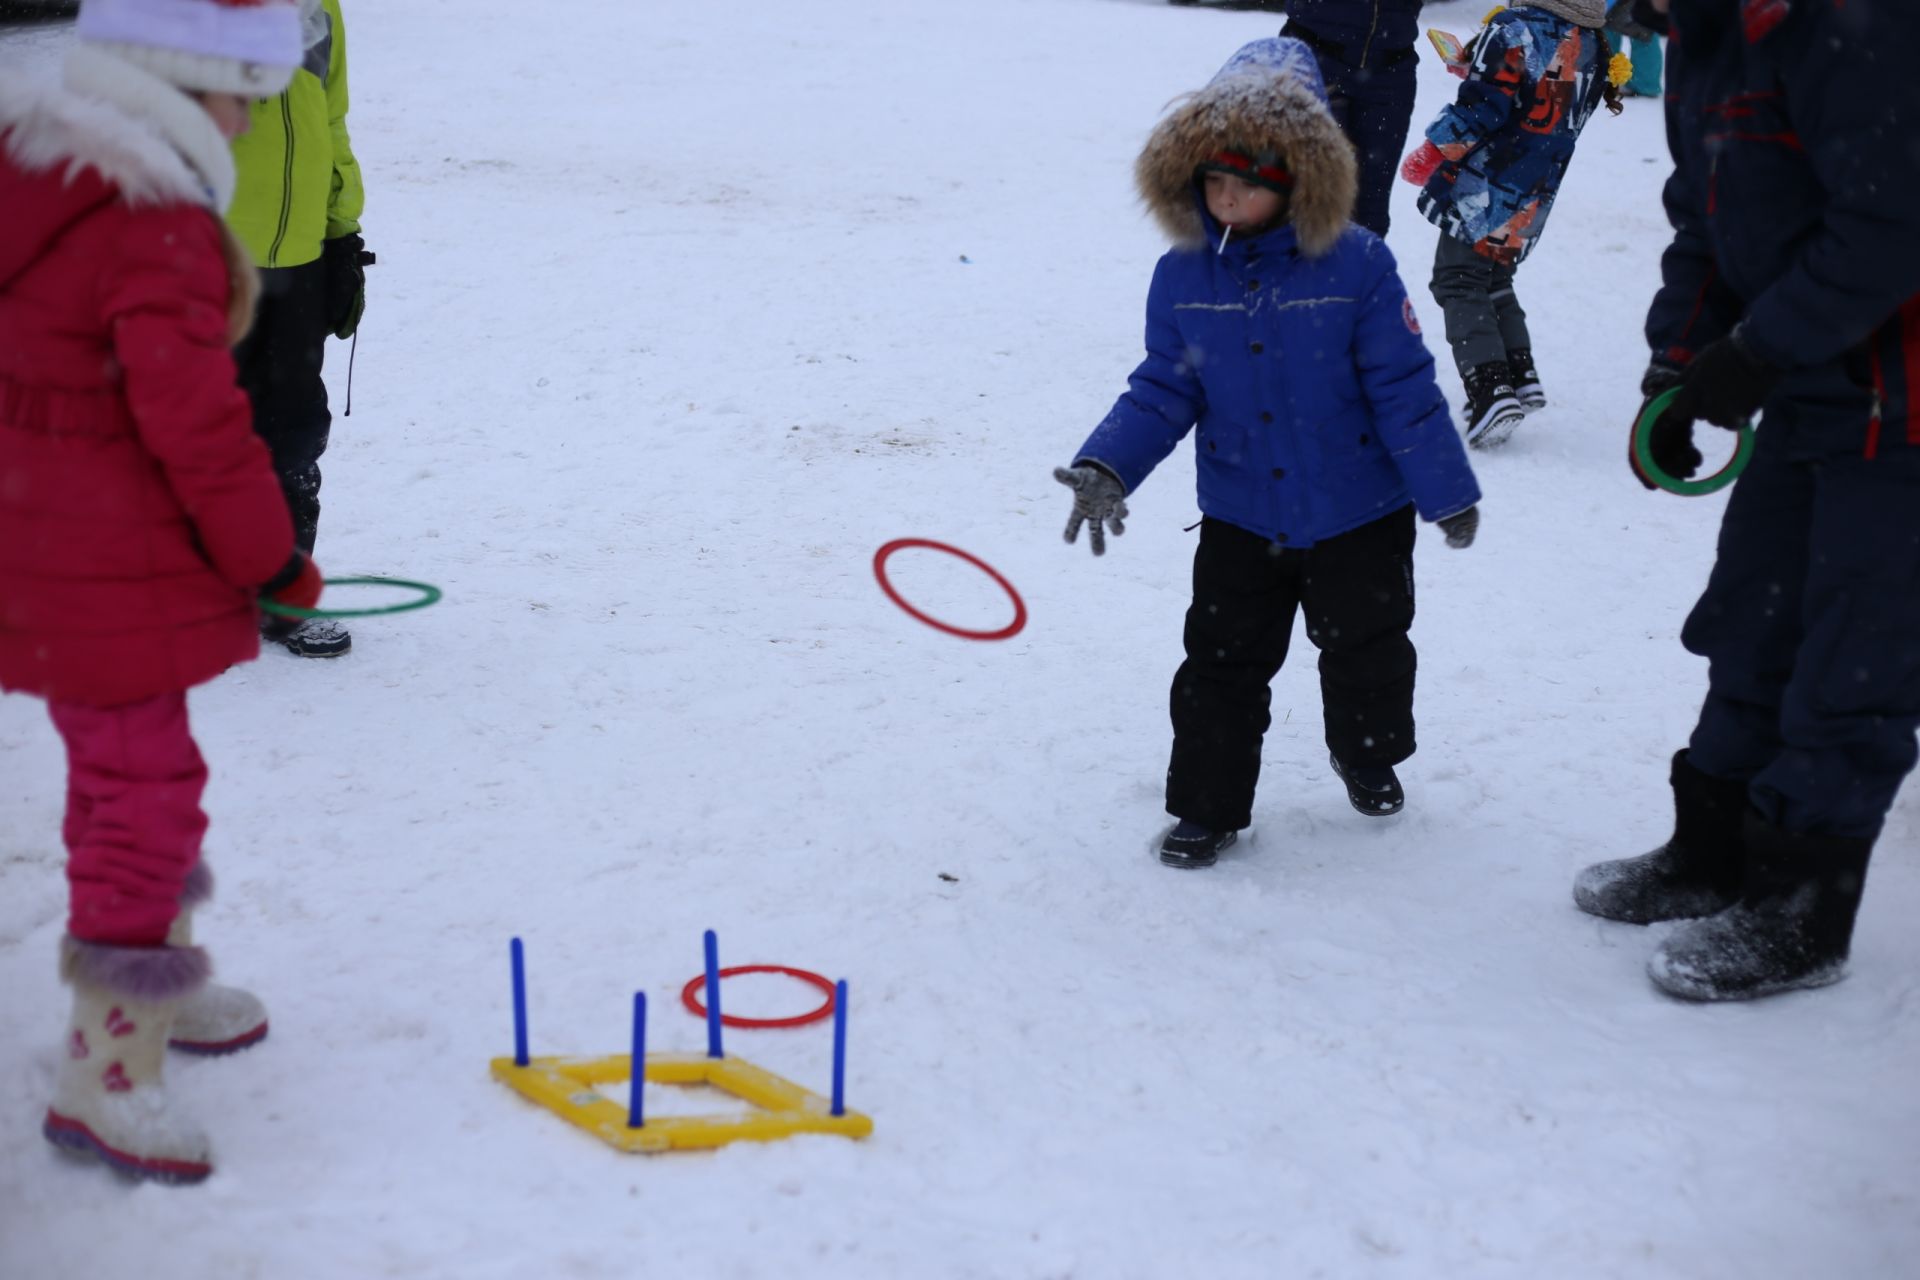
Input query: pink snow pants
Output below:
<box><xmin>47</xmin><ymin>692</ymin><xmax>208</xmax><ymax>947</ymax></box>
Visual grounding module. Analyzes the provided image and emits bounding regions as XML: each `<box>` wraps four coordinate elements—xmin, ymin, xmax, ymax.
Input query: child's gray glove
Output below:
<box><xmin>1437</xmin><ymin>506</ymin><xmax>1479</xmax><ymax>550</ymax></box>
<box><xmin>1053</xmin><ymin>462</ymin><xmax>1128</xmax><ymax>557</ymax></box>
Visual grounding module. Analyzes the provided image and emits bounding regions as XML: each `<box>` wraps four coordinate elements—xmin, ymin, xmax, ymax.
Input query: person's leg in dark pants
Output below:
<box><xmin>234</xmin><ymin>261</ymin><xmax>331</xmax><ymax>555</ymax></box>
<box><xmin>1651</xmin><ymin>410</ymin><xmax>1919</xmax><ymax>999</ymax></box>
<box><xmin>235</xmin><ymin>260</ymin><xmax>347</xmax><ymax>656</ymax></box>
<box><xmin>1301</xmin><ymin>505</ymin><xmax>1418</xmax><ymax>799</ymax></box>
<box><xmin>1342</xmin><ymin>57</ymin><xmax>1418</xmax><ymax>239</ymax></box>
<box><xmin>1429</xmin><ymin>236</ymin><xmax>1507</xmax><ymax>375</ymax></box>
<box><xmin>1431</xmin><ymin>236</ymin><xmax>1526</xmax><ymax>444</ymax></box>
<box><xmin>1166</xmin><ymin>518</ymin><xmax>1305</xmax><ymax>833</ymax></box>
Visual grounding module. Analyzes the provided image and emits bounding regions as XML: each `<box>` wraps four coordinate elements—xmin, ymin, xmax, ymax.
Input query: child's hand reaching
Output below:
<box><xmin>260</xmin><ymin>550</ymin><xmax>324</xmax><ymax>613</ymax></box>
<box><xmin>1053</xmin><ymin>463</ymin><xmax>1129</xmax><ymax>557</ymax></box>
<box><xmin>1437</xmin><ymin>506</ymin><xmax>1479</xmax><ymax>549</ymax></box>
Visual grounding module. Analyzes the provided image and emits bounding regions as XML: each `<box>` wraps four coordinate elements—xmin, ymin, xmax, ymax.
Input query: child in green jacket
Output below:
<box><xmin>227</xmin><ymin>0</ymin><xmax>368</xmax><ymax>658</ymax></box>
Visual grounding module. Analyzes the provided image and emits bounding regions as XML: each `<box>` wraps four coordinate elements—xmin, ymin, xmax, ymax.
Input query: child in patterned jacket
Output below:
<box><xmin>1402</xmin><ymin>1</ymin><xmax>1623</xmax><ymax>446</ymax></box>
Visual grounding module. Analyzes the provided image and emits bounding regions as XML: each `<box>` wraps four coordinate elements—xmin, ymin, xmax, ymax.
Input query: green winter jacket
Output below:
<box><xmin>227</xmin><ymin>0</ymin><xmax>362</xmax><ymax>269</ymax></box>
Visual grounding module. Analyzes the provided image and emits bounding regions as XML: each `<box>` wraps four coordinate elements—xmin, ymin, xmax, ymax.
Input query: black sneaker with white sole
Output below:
<box><xmin>264</xmin><ymin>618</ymin><xmax>352</xmax><ymax>658</ymax></box>
<box><xmin>1158</xmin><ymin>820</ymin><xmax>1238</xmax><ymax>869</ymax></box>
<box><xmin>1462</xmin><ymin>361</ymin><xmax>1526</xmax><ymax>448</ymax></box>
<box><xmin>1329</xmin><ymin>753</ymin><xmax>1404</xmax><ymax>817</ymax></box>
<box><xmin>1506</xmin><ymin>347</ymin><xmax>1546</xmax><ymax>412</ymax></box>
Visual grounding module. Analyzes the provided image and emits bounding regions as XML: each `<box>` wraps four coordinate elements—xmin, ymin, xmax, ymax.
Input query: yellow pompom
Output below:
<box><xmin>1480</xmin><ymin>5</ymin><xmax>1507</xmax><ymax>25</ymax></box>
<box><xmin>1608</xmin><ymin>51</ymin><xmax>1634</xmax><ymax>88</ymax></box>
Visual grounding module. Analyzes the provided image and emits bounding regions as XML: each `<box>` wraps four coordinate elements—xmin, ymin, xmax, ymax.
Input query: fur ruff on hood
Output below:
<box><xmin>0</xmin><ymin>48</ymin><xmax>260</xmax><ymax>341</ymax></box>
<box><xmin>1135</xmin><ymin>40</ymin><xmax>1358</xmax><ymax>259</ymax></box>
<box><xmin>1527</xmin><ymin>0</ymin><xmax>1609</xmax><ymax>29</ymax></box>
<box><xmin>0</xmin><ymin>45</ymin><xmax>231</xmax><ymax>211</ymax></box>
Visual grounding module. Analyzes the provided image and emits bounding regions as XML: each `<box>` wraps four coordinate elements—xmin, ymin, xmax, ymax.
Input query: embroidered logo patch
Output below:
<box><xmin>1403</xmin><ymin>298</ymin><xmax>1423</xmax><ymax>335</ymax></box>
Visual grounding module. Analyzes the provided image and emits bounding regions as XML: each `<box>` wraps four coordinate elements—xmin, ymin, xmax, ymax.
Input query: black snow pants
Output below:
<box><xmin>235</xmin><ymin>260</ymin><xmax>332</xmax><ymax>554</ymax></box>
<box><xmin>1683</xmin><ymin>404</ymin><xmax>1920</xmax><ymax>839</ymax></box>
<box><xmin>1166</xmin><ymin>507</ymin><xmax>1418</xmax><ymax>832</ymax></box>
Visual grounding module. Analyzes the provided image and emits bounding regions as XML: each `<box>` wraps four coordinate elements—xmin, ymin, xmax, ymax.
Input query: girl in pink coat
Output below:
<box><xmin>0</xmin><ymin>0</ymin><xmax>320</xmax><ymax>1183</ymax></box>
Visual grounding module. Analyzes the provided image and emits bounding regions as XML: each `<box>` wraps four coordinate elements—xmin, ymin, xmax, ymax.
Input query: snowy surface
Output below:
<box><xmin>2</xmin><ymin>2</ymin><xmax>1915</xmax><ymax>1276</ymax></box>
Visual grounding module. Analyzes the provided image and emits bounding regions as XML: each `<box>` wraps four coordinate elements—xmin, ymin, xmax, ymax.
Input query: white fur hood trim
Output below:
<box><xmin>0</xmin><ymin>45</ymin><xmax>233</xmax><ymax>212</ymax></box>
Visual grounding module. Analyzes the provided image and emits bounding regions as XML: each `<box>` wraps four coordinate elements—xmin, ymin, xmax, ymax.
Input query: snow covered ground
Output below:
<box><xmin>2</xmin><ymin>1</ymin><xmax>1915</xmax><ymax>1276</ymax></box>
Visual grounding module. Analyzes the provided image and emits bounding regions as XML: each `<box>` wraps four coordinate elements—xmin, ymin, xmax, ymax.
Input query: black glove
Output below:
<box><xmin>1669</xmin><ymin>329</ymin><xmax>1779</xmax><ymax>429</ymax></box>
<box><xmin>322</xmin><ymin>233</ymin><xmax>372</xmax><ymax>339</ymax></box>
<box><xmin>1631</xmin><ymin>362</ymin><xmax>1697</xmax><ymax>490</ymax></box>
<box><xmin>1053</xmin><ymin>461</ymin><xmax>1128</xmax><ymax>557</ymax></box>
<box><xmin>1436</xmin><ymin>506</ymin><xmax>1479</xmax><ymax>550</ymax></box>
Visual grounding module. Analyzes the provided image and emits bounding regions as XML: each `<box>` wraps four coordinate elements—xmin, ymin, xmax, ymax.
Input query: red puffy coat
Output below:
<box><xmin>0</xmin><ymin>82</ymin><xmax>294</xmax><ymax>708</ymax></box>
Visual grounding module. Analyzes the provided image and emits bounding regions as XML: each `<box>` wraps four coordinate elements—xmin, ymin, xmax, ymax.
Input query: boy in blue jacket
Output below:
<box><xmin>1054</xmin><ymin>38</ymin><xmax>1481</xmax><ymax>869</ymax></box>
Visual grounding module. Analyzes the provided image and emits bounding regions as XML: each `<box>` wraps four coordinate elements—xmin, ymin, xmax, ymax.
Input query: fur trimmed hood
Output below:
<box><xmin>0</xmin><ymin>46</ymin><xmax>231</xmax><ymax>218</ymax></box>
<box><xmin>1135</xmin><ymin>38</ymin><xmax>1358</xmax><ymax>259</ymax></box>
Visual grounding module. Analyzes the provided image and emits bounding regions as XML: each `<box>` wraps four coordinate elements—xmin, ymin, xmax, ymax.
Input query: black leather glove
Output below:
<box><xmin>322</xmin><ymin>233</ymin><xmax>371</xmax><ymax>339</ymax></box>
<box><xmin>1437</xmin><ymin>506</ymin><xmax>1479</xmax><ymax>549</ymax></box>
<box><xmin>1053</xmin><ymin>461</ymin><xmax>1128</xmax><ymax>557</ymax></box>
<box><xmin>1669</xmin><ymin>329</ymin><xmax>1779</xmax><ymax>429</ymax></box>
<box><xmin>1631</xmin><ymin>362</ymin><xmax>1696</xmax><ymax>490</ymax></box>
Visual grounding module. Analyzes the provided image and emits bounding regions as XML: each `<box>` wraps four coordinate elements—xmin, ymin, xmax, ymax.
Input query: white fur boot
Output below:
<box><xmin>44</xmin><ymin>937</ymin><xmax>213</xmax><ymax>1184</ymax></box>
<box><xmin>166</xmin><ymin>865</ymin><xmax>268</xmax><ymax>1055</ymax></box>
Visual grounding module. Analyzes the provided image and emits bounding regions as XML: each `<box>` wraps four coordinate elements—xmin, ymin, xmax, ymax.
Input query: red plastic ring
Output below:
<box><xmin>872</xmin><ymin>538</ymin><xmax>1028</xmax><ymax>641</ymax></box>
<box><xmin>681</xmin><ymin>965</ymin><xmax>838</xmax><ymax>1029</ymax></box>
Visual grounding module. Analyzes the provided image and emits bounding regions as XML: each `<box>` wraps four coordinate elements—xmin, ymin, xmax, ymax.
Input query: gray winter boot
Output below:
<box><xmin>44</xmin><ymin>937</ymin><xmax>213</xmax><ymax>1184</ymax></box>
<box><xmin>166</xmin><ymin>864</ymin><xmax>268</xmax><ymax>1056</ymax></box>
<box><xmin>1649</xmin><ymin>813</ymin><xmax>1876</xmax><ymax>1002</ymax></box>
<box><xmin>1573</xmin><ymin>750</ymin><xmax>1747</xmax><ymax>923</ymax></box>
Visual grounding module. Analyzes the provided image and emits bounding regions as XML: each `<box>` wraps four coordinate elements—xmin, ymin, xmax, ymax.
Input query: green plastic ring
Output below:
<box><xmin>1632</xmin><ymin>387</ymin><xmax>1756</xmax><ymax>496</ymax></box>
<box><xmin>260</xmin><ymin>576</ymin><xmax>443</xmax><ymax>620</ymax></box>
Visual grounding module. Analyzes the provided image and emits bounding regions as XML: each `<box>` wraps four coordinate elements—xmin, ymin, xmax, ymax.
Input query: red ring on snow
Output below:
<box><xmin>681</xmin><ymin>965</ymin><xmax>838</xmax><ymax>1029</ymax></box>
<box><xmin>873</xmin><ymin>538</ymin><xmax>1028</xmax><ymax>641</ymax></box>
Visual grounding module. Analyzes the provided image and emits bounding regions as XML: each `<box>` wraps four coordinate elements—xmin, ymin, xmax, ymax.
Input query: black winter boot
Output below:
<box><xmin>1506</xmin><ymin>348</ymin><xmax>1546</xmax><ymax>412</ymax></box>
<box><xmin>1573</xmin><ymin>750</ymin><xmax>1746</xmax><ymax>923</ymax></box>
<box><xmin>1462</xmin><ymin>361</ymin><xmax>1526</xmax><ymax>449</ymax></box>
<box><xmin>1329</xmin><ymin>752</ymin><xmax>1403</xmax><ymax>817</ymax></box>
<box><xmin>1159</xmin><ymin>820</ymin><xmax>1238</xmax><ymax>869</ymax></box>
<box><xmin>1648</xmin><ymin>813</ymin><xmax>1875</xmax><ymax>1001</ymax></box>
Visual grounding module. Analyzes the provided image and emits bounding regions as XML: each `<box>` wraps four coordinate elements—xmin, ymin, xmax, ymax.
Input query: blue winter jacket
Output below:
<box><xmin>1077</xmin><ymin>37</ymin><xmax>1478</xmax><ymax>547</ymax></box>
<box><xmin>1414</xmin><ymin>6</ymin><xmax>1609</xmax><ymax>264</ymax></box>
<box><xmin>1646</xmin><ymin>0</ymin><xmax>1920</xmax><ymax>454</ymax></box>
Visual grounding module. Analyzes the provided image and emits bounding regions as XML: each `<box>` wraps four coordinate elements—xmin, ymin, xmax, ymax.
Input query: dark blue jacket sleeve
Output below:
<box><xmin>1739</xmin><ymin>5</ymin><xmax>1920</xmax><ymax>369</ymax></box>
<box><xmin>1073</xmin><ymin>253</ymin><xmax>1203</xmax><ymax>494</ymax></box>
<box><xmin>1353</xmin><ymin>239</ymin><xmax>1481</xmax><ymax>522</ymax></box>
<box><xmin>1645</xmin><ymin>145</ymin><xmax>1742</xmax><ymax>367</ymax></box>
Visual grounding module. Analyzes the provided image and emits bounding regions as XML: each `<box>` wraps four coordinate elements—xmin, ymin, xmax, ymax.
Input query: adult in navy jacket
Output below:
<box><xmin>1280</xmin><ymin>0</ymin><xmax>1424</xmax><ymax>237</ymax></box>
<box><xmin>1054</xmin><ymin>39</ymin><xmax>1480</xmax><ymax>868</ymax></box>
<box><xmin>1575</xmin><ymin>0</ymin><xmax>1920</xmax><ymax>1001</ymax></box>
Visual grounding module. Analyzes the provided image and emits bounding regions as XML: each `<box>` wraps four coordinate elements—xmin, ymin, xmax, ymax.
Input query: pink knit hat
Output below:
<box><xmin>75</xmin><ymin>0</ymin><xmax>303</xmax><ymax>97</ymax></box>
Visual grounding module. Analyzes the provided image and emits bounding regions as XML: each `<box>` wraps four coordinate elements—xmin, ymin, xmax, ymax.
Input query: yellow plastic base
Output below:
<box><xmin>491</xmin><ymin>1052</ymin><xmax>873</xmax><ymax>1153</ymax></box>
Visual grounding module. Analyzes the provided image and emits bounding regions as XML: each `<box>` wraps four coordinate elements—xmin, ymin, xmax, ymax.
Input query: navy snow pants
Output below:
<box><xmin>1288</xmin><ymin>31</ymin><xmax>1418</xmax><ymax>238</ymax></box>
<box><xmin>1682</xmin><ymin>405</ymin><xmax>1920</xmax><ymax>839</ymax></box>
